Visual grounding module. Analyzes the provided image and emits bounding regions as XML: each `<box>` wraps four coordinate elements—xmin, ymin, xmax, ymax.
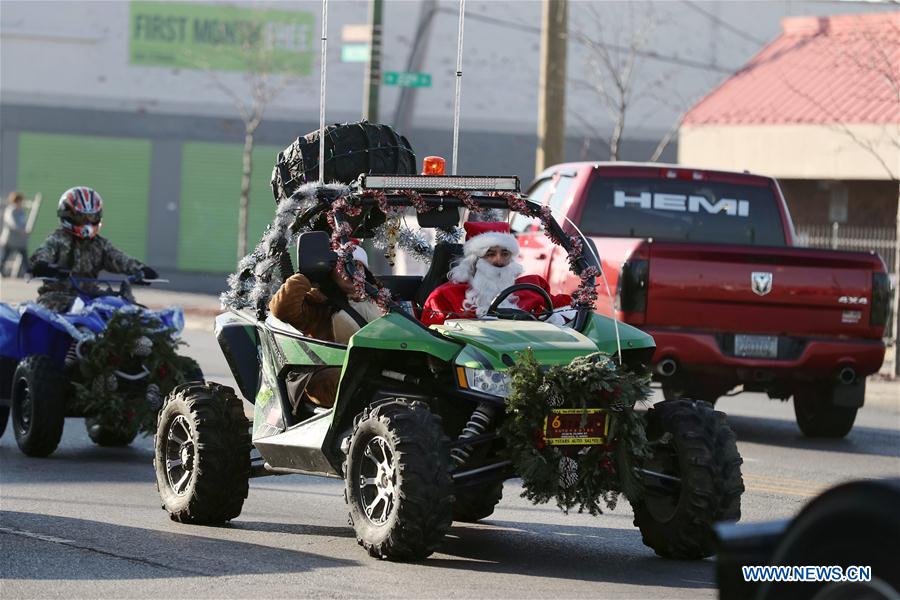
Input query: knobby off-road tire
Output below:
<box><xmin>452</xmin><ymin>480</ymin><xmax>504</xmax><ymax>523</ymax></box>
<box><xmin>154</xmin><ymin>382</ymin><xmax>251</xmax><ymax>524</ymax></box>
<box><xmin>344</xmin><ymin>399</ymin><xmax>453</xmax><ymax>561</ymax></box>
<box><xmin>85</xmin><ymin>416</ymin><xmax>139</xmax><ymax>447</ymax></box>
<box><xmin>11</xmin><ymin>355</ymin><xmax>66</xmax><ymax>457</ymax></box>
<box><xmin>181</xmin><ymin>358</ymin><xmax>204</xmax><ymax>384</ymax></box>
<box><xmin>662</xmin><ymin>383</ymin><xmax>720</xmax><ymax>406</ymax></box>
<box><xmin>793</xmin><ymin>387</ymin><xmax>857</xmax><ymax>439</ymax></box>
<box><xmin>0</xmin><ymin>405</ymin><xmax>9</xmax><ymax>439</ymax></box>
<box><xmin>632</xmin><ymin>399</ymin><xmax>744</xmax><ymax>559</ymax></box>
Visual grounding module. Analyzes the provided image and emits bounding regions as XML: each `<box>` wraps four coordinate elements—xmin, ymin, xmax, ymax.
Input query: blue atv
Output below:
<box><xmin>0</xmin><ymin>275</ymin><xmax>201</xmax><ymax>457</ymax></box>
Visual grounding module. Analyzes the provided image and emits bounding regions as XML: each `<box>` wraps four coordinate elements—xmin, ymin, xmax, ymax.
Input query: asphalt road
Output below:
<box><xmin>2</xmin><ymin>327</ymin><xmax>899</xmax><ymax>599</ymax></box>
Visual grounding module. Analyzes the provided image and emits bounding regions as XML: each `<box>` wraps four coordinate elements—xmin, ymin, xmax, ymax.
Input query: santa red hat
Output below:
<box><xmin>462</xmin><ymin>221</ymin><xmax>519</xmax><ymax>259</ymax></box>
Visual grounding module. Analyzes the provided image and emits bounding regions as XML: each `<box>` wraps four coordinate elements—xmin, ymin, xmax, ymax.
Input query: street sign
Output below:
<box><xmin>341</xmin><ymin>44</ymin><xmax>370</xmax><ymax>63</ymax></box>
<box><xmin>342</xmin><ymin>24</ymin><xmax>371</xmax><ymax>43</ymax></box>
<box><xmin>383</xmin><ymin>71</ymin><xmax>432</xmax><ymax>88</ymax></box>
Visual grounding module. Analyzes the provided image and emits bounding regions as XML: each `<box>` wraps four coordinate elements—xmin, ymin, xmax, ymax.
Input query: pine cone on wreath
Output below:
<box><xmin>133</xmin><ymin>336</ymin><xmax>153</xmax><ymax>357</ymax></box>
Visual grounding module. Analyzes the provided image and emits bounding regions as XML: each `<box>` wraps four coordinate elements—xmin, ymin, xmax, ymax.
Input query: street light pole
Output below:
<box><xmin>363</xmin><ymin>0</ymin><xmax>383</xmax><ymax>122</ymax></box>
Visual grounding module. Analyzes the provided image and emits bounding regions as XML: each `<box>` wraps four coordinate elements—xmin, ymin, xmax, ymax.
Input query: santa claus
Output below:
<box><xmin>421</xmin><ymin>221</ymin><xmax>571</xmax><ymax>326</ymax></box>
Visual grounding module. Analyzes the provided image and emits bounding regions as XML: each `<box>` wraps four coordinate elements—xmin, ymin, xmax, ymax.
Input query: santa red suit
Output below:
<box><xmin>421</xmin><ymin>221</ymin><xmax>571</xmax><ymax>326</ymax></box>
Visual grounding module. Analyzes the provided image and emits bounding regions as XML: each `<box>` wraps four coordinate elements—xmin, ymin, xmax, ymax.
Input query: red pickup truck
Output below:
<box><xmin>516</xmin><ymin>162</ymin><xmax>890</xmax><ymax>439</ymax></box>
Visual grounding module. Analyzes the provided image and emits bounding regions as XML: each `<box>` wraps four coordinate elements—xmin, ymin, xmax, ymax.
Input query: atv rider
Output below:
<box><xmin>29</xmin><ymin>187</ymin><xmax>157</xmax><ymax>312</ymax></box>
<box><xmin>268</xmin><ymin>241</ymin><xmax>381</xmax><ymax>409</ymax></box>
<box><xmin>421</xmin><ymin>221</ymin><xmax>571</xmax><ymax>326</ymax></box>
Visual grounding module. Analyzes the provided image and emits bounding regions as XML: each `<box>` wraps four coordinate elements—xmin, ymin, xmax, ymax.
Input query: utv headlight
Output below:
<box><xmin>460</xmin><ymin>367</ymin><xmax>511</xmax><ymax>397</ymax></box>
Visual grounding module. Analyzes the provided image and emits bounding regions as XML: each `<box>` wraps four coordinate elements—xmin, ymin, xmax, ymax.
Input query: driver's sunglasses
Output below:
<box><xmin>69</xmin><ymin>213</ymin><xmax>101</xmax><ymax>226</ymax></box>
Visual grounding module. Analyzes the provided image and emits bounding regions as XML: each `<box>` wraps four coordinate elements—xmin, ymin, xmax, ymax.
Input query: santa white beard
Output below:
<box><xmin>463</xmin><ymin>258</ymin><xmax>524</xmax><ymax>316</ymax></box>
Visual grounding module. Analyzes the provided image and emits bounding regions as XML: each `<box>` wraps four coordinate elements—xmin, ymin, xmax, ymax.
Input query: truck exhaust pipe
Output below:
<box><xmin>838</xmin><ymin>367</ymin><xmax>857</xmax><ymax>385</ymax></box>
<box><xmin>656</xmin><ymin>359</ymin><xmax>677</xmax><ymax>378</ymax></box>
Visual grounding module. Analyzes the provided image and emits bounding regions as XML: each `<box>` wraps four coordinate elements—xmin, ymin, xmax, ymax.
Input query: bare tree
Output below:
<box><xmin>569</xmin><ymin>2</ymin><xmax>681</xmax><ymax>161</ymax></box>
<box><xmin>199</xmin><ymin>40</ymin><xmax>293</xmax><ymax>261</ymax></box>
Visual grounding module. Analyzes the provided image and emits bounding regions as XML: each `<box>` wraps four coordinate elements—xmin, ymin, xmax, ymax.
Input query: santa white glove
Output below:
<box><xmin>545</xmin><ymin>307</ymin><xmax>577</xmax><ymax>328</ymax></box>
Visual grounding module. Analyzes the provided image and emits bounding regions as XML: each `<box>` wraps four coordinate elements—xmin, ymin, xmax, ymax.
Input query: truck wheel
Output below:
<box><xmin>632</xmin><ymin>399</ymin><xmax>744</xmax><ymax>559</ymax></box>
<box><xmin>11</xmin><ymin>356</ymin><xmax>66</xmax><ymax>457</ymax></box>
<box><xmin>453</xmin><ymin>480</ymin><xmax>504</xmax><ymax>523</ymax></box>
<box><xmin>794</xmin><ymin>388</ymin><xmax>857</xmax><ymax>438</ymax></box>
<box><xmin>154</xmin><ymin>382</ymin><xmax>251</xmax><ymax>524</ymax></box>
<box><xmin>344</xmin><ymin>399</ymin><xmax>453</xmax><ymax>561</ymax></box>
<box><xmin>85</xmin><ymin>416</ymin><xmax>138</xmax><ymax>447</ymax></box>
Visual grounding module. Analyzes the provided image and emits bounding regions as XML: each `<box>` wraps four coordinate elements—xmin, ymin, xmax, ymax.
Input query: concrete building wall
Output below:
<box><xmin>679</xmin><ymin>124</ymin><xmax>900</xmax><ymax>180</ymax></box>
<box><xmin>4</xmin><ymin>0</ymin><xmax>896</xmax><ymax>289</ymax></box>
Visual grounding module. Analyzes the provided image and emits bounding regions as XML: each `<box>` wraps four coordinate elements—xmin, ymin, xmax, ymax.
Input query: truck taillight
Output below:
<box><xmin>871</xmin><ymin>272</ymin><xmax>891</xmax><ymax>327</ymax></box>
<box><xmin>617</xmin><ymin>258</ymin><xmax>649</xmax><ymax>315</ymax></box>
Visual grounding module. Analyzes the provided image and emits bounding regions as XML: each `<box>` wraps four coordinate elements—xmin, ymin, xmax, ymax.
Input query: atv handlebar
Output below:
<box><xmin>31</xmin><ymin>273</ymin><xmax>169</xmax><ymax>302</ymax></box>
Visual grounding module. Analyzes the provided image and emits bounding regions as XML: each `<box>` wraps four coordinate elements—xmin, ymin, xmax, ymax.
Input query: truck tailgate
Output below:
<box><xmin>645</xmin><ymin>243</ymin><xmax>885</xmax><ymax>340</ymax></box>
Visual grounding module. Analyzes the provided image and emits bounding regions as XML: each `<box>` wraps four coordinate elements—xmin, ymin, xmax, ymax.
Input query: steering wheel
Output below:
<box><xmin>486</xmin><ymin>283</ymin><xmax>554</xmax><ymax>321</ymax></box>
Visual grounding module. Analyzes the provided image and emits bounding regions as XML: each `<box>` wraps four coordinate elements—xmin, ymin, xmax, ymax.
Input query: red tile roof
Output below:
<box><xmin>684</xmin><ymin>12</ymin><xmax>900</xmax><ymax>126</ymax></box>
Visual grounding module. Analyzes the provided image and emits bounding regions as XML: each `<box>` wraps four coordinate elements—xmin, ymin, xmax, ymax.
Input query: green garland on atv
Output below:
<box><xmin>503</xmin><ymin>351</ymin><xmax>652</xmax><ymax>515</ymax></box>
<box><xmin>72</xmin><ymin>310</ymin><xmax>198</xmax><ymax>437</ymax></box>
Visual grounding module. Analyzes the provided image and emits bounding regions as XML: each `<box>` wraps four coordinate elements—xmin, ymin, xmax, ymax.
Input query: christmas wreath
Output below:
<box><xmin>72</xmin><ymin>309</ymin><xmax>199</xmax><ymax>437</ymax></box>
<box><xmin>501</xmin><ymin>350</ymin><xmax>652</xmax><ymax>515</ymax></box>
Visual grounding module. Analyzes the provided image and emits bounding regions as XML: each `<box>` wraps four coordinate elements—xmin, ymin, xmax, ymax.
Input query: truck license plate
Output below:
<box><xmin>734</xmin><ymin>334</ymin><xmax>778</xmax><ymax>358</ymax></box>
<box><xmin>544</xmin><ymin>409</ymin><xmax>608</xmax><ymax>446</ymax></box>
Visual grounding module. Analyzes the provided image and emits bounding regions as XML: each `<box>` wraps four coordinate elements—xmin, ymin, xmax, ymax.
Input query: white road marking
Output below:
<box><xmin>0</xmin><ymin>525</ymin><xmax>75</xmax><ymax>545</ymax></box>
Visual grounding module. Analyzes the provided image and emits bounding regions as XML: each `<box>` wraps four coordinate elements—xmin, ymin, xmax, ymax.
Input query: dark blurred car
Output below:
<box><xmin>716</xmin><ymin>478</ymin><xmax>900</xmax><ymax>600</ymax></box>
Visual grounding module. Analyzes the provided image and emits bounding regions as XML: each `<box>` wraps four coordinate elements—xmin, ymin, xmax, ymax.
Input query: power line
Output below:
<box><xmin>439</xmin><ymin>7</ymin><xmax>739</xmax><ymax>74</ymax></box>
<box><xmin>682</xmin><ymin>1</ymin><xmax>767</xmax><ymax>46</ymax></box>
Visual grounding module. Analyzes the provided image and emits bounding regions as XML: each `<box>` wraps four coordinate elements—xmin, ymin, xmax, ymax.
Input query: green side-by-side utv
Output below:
<box><xmin>153</xmin><ymin>174</ymin><xmax>743</xmax><ymax>561</ymax></box>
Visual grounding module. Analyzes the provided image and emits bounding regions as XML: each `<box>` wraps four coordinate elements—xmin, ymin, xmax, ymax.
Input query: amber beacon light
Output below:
<box><xmin>422</xmin><ymin>156</ymin><xmax>446</xmax><ymax>175</ymax></box>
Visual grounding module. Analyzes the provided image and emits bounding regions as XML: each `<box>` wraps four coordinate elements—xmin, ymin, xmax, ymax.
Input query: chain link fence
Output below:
<box><xmin>795</xmin><ymin>224</ymin><xmax>897</xmax><ymax>274</ymax></box>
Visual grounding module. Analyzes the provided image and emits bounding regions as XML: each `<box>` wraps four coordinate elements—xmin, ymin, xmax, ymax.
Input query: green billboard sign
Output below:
<box><xmin>130</xmin><ymin>1</ymin><xmax>314</xmax><ymax>74</ymax></box>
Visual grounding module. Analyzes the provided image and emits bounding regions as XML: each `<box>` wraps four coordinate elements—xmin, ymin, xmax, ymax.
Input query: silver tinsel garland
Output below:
<box><xmin>435</xmin><ymin>226</ymin><xmax>463</xmax><ymax>245</ymax></box>
<box><xmin>372</xmin><ymin>219</ymin><xmax>434</xmax><ymax>265</ymax></box>
<box><xmin>221</xmin><ymin>182</ymin><xmax>349</xmax><ymax>311</ymax></box>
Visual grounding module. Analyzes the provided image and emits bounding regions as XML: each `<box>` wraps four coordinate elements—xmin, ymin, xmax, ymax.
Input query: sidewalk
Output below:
<box><xmin>0</xmin><ymin>276</ymin><xmax>222</xmax><ymax>330</ymax></box>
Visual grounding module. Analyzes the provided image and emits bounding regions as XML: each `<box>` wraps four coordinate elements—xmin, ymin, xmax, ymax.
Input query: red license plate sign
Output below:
<box><xmin>543</xmin><ymin>409</ymin><xmax>608</xmax><ymax>446</ymax></box>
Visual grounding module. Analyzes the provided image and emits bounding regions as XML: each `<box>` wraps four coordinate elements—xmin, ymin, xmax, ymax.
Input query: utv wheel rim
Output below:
<box><xmin>13</xmin><ymin>377</ymin><xmax>32</xmax><ymax>435</ymax></box>
<box><xmin>165</xmin><ymin>415</ymin><xmax>195</xmax><ymax>495</ymax></box>
<box><xmin>357</xmin><ymin>436</ymin><xmax>397</xmax><ymax>525</ymax></box>
<box><xmin>643</xmin><ymin>442</ymin><xmax>681</xmax><ymax>523</ymax></box>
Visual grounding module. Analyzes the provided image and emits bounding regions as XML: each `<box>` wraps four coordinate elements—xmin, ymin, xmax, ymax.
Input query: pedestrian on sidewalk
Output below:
<box><xmin>0</xmin><ymin>192</ymin><xmax>29</xmax><ymax>278</ymax></box>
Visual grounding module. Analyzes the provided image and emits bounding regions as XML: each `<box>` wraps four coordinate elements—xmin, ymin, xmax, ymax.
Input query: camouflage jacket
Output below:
<box><xmin>29</xmin><ymin>228</ymin><xmax>144</xmax><ymax>304</ymax></box>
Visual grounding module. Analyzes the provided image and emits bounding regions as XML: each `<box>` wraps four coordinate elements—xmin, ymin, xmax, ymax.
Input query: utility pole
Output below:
<box><xmin>363</xmin><ymin>0</ymin><xmax>383</xmax><ymax>122</ymax></box>
<box><xmin>535</xmin><ymin>0</ymin><xmax>567</xmax><ymax>177</ymax></box>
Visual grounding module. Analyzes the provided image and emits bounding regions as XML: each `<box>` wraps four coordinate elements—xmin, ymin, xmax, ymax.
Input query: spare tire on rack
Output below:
<box><xmin>271</xmin><ymin>120</ymin><xmax>416</xmax><ymax>202</ymax></box>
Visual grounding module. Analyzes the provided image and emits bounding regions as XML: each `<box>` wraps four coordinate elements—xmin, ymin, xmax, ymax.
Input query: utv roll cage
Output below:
<box><xmin>289</xmin><ymin>174</ymin><xmax>600</xmax><ymax>333</ymax></box>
